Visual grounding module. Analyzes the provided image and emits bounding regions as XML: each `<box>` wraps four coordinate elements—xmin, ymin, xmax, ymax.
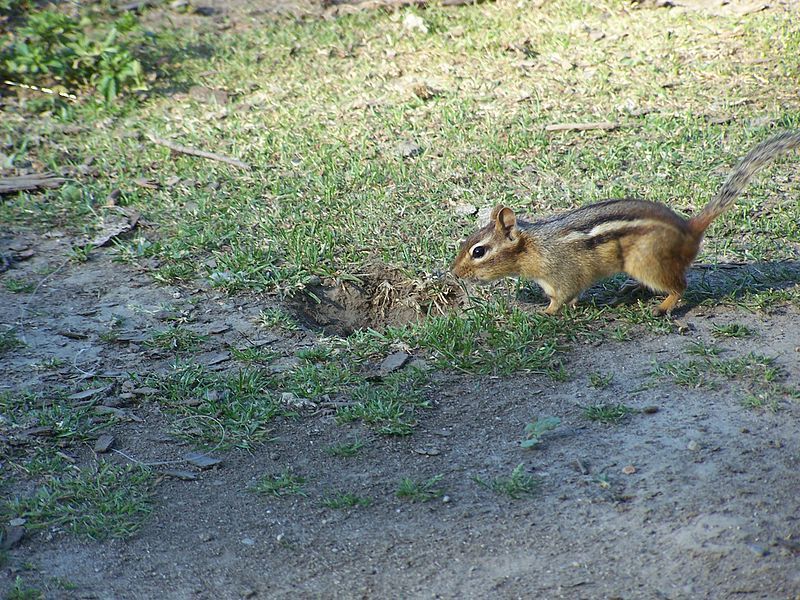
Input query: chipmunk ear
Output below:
<box><xmin>494</xmin><ymin>206</ymin><xmax>517</xmax><ymax>239</ymax></box>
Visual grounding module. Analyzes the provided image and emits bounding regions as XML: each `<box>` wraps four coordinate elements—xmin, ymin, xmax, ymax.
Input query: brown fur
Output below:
<box><xmin>451</xmin><ymin>132</ymin><xmax>800</xmax><ymax>315</ymax></box>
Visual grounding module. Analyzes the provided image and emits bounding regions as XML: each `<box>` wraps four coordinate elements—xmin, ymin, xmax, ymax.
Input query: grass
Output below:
<box><xmin>474</xmin><ymin>464</ymin><xmax>538</xmax><ymax>500</ymax></box>
<box><xmin>0</xmin><ymin>391</ymin><xmax>113</xmax><ymax>442</ymax></box>
<box><xmin>396</xmin><ymin>475</ymin><xmax>444</xmax><ymax>502</ymax></box>
<box><xmin>4</xmin><ymin>463</ymin><xmax>153</xmax><ymax>540</ymax></box>
<box><xmin>583</xmin><ymin>403</ymin><xmax>635</xmax><ymax>425</ymax></box>
<box><xmin>3</xmin><ymin>277</ymin><xmax>35</xmax><ymax>293</ymax></box>
<box><xmin>325</xmin><ymin>438</ymin><xmax>365</xmax><ymax>457</ymax></box>
<box><xmin>251</xmin><ymin>469</ymin><xmax>307</xmax><ymax>497</ymax></box>
<box><xmin>321</xmin><ymin>492</ymin><xmax>371</xmax><ymax>509</ymax></box>
<box><xmin>5</xmin><ymin>577</ymin><xmax>43</xmax><ymax>600</ymax></box>
<box><xmin>0</xmin><ymin>328</ymin><xmax>23</xmax><ymax>354</ymax></box>
<box><xmin>145</xmin><ymin>327</ymin><xmax>208</xmax><ymax>352</ymax></box>
<box><xmin>150</xmin><ymin>364</ymin><xmax>284</xmax><ymax>449</ymax></box>
<box><xmin>652</xmin><ymin>351</ymin><xmax>796</xmax><ymax>409</ymax></box>
<box><xmin>711</xmin><ymin>323</ymin><xmax>754</xmax><ymax>338</ymax></box>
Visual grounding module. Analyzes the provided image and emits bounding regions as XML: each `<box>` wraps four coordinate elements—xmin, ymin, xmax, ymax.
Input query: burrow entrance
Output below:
<box><xmin>290</xmin><ymin>262</ymin><xmax>465</xmax><ymax>336</ymax></box>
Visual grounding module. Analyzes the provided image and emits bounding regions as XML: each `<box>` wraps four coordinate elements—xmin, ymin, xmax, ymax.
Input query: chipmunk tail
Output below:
<box><xmin>688</xmin><ymin>130</ymin><xmax>800</xmax><ymax>235</ymax></box>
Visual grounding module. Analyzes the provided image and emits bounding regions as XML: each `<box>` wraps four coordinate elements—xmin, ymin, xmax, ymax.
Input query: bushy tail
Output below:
<box><xmin>689</xmin><ymin>131</ymin><xmax>800</xmax><ymax>234</ymax></box>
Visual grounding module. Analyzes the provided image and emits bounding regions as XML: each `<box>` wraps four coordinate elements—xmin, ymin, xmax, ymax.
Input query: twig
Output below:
<box><xmin>0</xmin><ymin>173</ymin><xmax>66</xmax><ymax>195</ymax></box>
<box><xmin>544</xmin><ymin>122</ymin><xmax>620</xmax><ymax>132</ymax></box>
<box><xmin>146</xmin><ymin>133</ymin><xmax>251</xmax><ymax>170</ymax></box>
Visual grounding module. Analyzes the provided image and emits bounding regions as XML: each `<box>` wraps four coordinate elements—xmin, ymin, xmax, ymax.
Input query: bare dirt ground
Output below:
<box><xmin>2</xmin><ymin>225</ymin><xmax>800</xmax><ymax>599</ymax></box>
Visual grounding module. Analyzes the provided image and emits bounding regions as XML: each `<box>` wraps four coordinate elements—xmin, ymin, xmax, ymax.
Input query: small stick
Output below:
<box><xmin>2</xmin><ymin>80</ymin><xmax>78</xmax><ymax>101</ymax></box>
<box><xmin>146</xmin><ymin>133</ymin><xmax>251</xmax><ymax>170</ymax></box>
<box><xmin>544</xmin><ymin>121</ymin><xmax>620</xmax><ymax>132</ymax></box>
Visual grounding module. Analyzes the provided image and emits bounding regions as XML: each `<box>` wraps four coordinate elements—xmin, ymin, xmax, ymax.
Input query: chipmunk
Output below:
<box><xmin>451</xmin><ymin>131</ymin><xmax>800</xmax><ymax>315</ymax></box>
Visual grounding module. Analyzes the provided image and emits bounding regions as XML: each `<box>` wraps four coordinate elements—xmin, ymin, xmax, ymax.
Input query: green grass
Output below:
<box><xmin>652</xmin><ymin>352</ymin><xmax>796</xmax><ymax>409</ymax></box>
<box><xmin>588</xmin><ymin>372</ymin><xmax>613</xmax><ymax>389</ymax></box>
<box><xmin>150</xmin><ymin>363</ymin><xmax>284</xmax><ymax>449</ymax></box>
<box><xmin>145</xmin><ymin>327</ymin><xmax>208</xmax><ymax>352</ymax></box>
<box><xmin>474</xmin><ymin>464</ymin><xmax>538</xmax><ymax>500</ymax></box>
<box><xmin>321</xmin><ymin>491</ymin><xmax>371</xmax><ymax>509</ymax></box>
<box><xmin>4</xmin><ymin>463</ymin><xmax>153</xmax><ymax>540</ymax></box>
<box><xmin>711</xmin><ymin>323</ymin><xmax>755</xmax><ymax>338</ymax></box>
<box><xmin>3</xmin><ymin>277</ymin><xmax>35</xmax><ymax>293</ymax></box>
<box><xmin>325</xmin><ymin>438</ymin><xmax>365</xmax><ymax>457</ymax></box>
<box><xmin>396</xmin><ymin>475</ymin><xmax>444</xmax><ymax>502</ymax></box>
<box><xmin>0</xmin><ymin>391</ymin><xmax>113</xmax><ymax>442</ymax></box>
<box><xmin>258</xmin><ymin>308</ymin><xmax>300</xmax><ymax>331</ymax></box>
<box><xmin>5</xmin><ymin>577</ymin><xmax>43</xmax><ymax>600</ymax></box>
<box><xmin>251</xmin><ymin>469</ymin><xmax>307</xmax><ymax>497</ymax></box>
<box><xmin>583</xmin><ymin>403</ymin><xmax>635</xmax><ymax>425</ymax></box>
<box><xmin>0</xmin><ymin>328</ymin><xmax>23</xmax><ymax>354</ymax></box>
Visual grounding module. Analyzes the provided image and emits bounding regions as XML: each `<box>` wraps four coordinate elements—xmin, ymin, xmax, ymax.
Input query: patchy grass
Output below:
<box><xmin>396</xmin><ymin>475</ymin><xmax>444</xmax><ymax>502</ymax></box>
<box><xmin>0</xmin><ymin>328</ymin><xmax>24</xmax><ymax>354</ymax></box>
<box><xmin>0</xmin><ymin>391</ymin><xmax>113</xmax><ymax>442</ymax></box>
<box><xmin>5</xmin><ymin>577</ymin><xmax>43</xmax><ymax>600</ymax></box>
<box><xmin>251</xmin><ymin>469</ymin><xmax>307</xmax><ymax>498</ymax></box>
<box><xmin>583</xmin><ymin>403</ymin><xmax>635</xmax><ymax>425</ymax></box>
<box><xmin>3</xmin><ymin>277</ymin><xmax>35</xmax><ymax>293</ymax></box>
<box><xmin>321</xmin><ymin>491</ymin><xmax>371</xmax><ymax>509</ymax></box>
<box><xmin>652</xmin><ymin>352</ymin><xmax>796</xmax><ymax>409</ymax></box>
<box><xmin>474</xmin><ymin>464</ymin><xmax>538</xmax><ymax>500</ymax></box>
<box><xmin>150</xmin><ymin>364</ymin><xmax>284</xmax><ymax>449</ymax></box>
<box><xmin>711</xmin><ymin>323</ymin><xmax>755</xmax><ymax>338</ymax></box>
<box><xmin>145</xmin><ymin>327</ymin><xmax>208</xmax><ymax>352</ymax></box>
<box><xmin>4</xmin><ymin>463</ymin><xmax>153</xmax><ymax>540</ymax></box>
<box><xmin>325</xmin><ymin>438</ymin><xmax>365</xmax><ymax>457</ymax></box>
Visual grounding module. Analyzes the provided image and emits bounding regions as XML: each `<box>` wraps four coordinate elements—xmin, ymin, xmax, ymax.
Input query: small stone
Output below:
<box><xmin>396</xmin><ymin>140</ymin><xmax>422</xmax><ymax>159</ymax></box>
<box><xmin>161</xmin><ymin>469</ymin><xmax>198</xmax><ymax>481</ymax></box>
<box><xmin>184</xmin><ymin>452</ymin><xmax>222</xmax><ymax>469</ymax></box>
<box><xmin>442</xmin><ymin>495</ymin><xmax>451</xmax><ymax>504</ymax></box>
<box><xmin>69</xmin><ymin>387</ymin><xmax>109</xmax><ymax>401</ymax></box>
<box><xmin>1</xmin><ymin>525</ymin><xmax>24</xmax><ymax>550</ymax></box>
<box><xmin>241</xmin><ymin>537</ymin><xmax>256</xmax><ymax>546</ymax></box>
<box><xmin>454</xmin><ymin>203</ymin><xmax>477</xmax><ymax>217</ymax></box>
<box><xmin>746</xmin><ymin>543</ymin><xmax>769</xmax><ymax>557</ymax></box>
<box><xmin>199</xmin><ymin>532</ymin><xmax>213</xmax><ymax>542</ymax></box>
<box><xmin>131</xmin><ymin>387</ymin><xmax>159</xmax><ymax>396</ymax></box>
<box><xmin>622</xmin><ymin>465</ymin><xmax>637</xmax><ymax>475</ymax></box>
<box><xmin>687</xmin><ymin>440</ymin><xmax>700</xmax><ymax>452</ymax></box>
<box><xmin>380</xmin><ymin>351</ymin><xmax>410</xmax><ymax>374</ymax></box>
<box><xmin>94</xmin><ymin>434</ymin><xmax>114</xmax><ymax>453</ymax></box>
<box><xmin>642</xmin><ymin>406</ymin><xmax>659</xmax><ymax>414</ymax></box>
<box><xmin>8</xmin><ymin>518</ymin><xmax>25</xmax><ymax>527</ymax></box>
<box><xmin>402</xmin><ymin>13</ymin><xmax>428</xmax><ymax>34</ymax></box>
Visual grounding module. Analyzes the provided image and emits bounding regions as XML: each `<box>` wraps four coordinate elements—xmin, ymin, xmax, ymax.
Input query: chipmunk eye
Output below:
<box><xmin>471</xmin><ymin>246</ymin><xmax>486</xmax><ymax>259</ymax></box>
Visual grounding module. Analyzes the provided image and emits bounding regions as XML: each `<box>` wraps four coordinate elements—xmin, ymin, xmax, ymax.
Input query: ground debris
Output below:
<box><xmin>184</xmin><ymin>452</ymin><xmax>222</xmax><ymax>469</ymax></box>
<box><xmin>0</xmin><ymin>173</ymin><xmax>65</xmax><ymax>195</ymax></box>
<box><xmin>94</xmin><ymin>434</ymin><xmax>115</xmax><ymax>453</ymax></box>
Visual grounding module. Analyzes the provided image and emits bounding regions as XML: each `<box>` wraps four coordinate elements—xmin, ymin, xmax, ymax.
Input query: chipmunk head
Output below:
<box><xmin>451</xmin><ymin>205</ymin><xmax>526</xmax><ymax>280</ymax></box>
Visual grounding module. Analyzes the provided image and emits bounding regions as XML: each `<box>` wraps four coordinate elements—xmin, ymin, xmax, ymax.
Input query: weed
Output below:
<box><xmin>520</xmin><ymin>416</ymin><xmax>561</xmax><ymax>449</ymax></box>
<box><xmin>3</xmin><ymin>277</ymin><xmax>35</xmax><ymax>293</ymax></box>
<box><xmin>5</xmin><ymin>462</ymin><xmax>152</xmax><ymax>540</ymax></box>
<box><xmin>588</xmin><ymin>372</ymin><xmax>613</xmax><ymax>389</ymax></box>
<box><xmin>5</xmin><ymin>577</ymin><xmax>42</xmax><ymax>600</ymax></box>
<box><xmin>251</xmin><ymin>469</ymin><xmax>307</xmax><ymax>498</ymax></box>
<box><xmin>396</xmin><ymin>475</ymin><xmax>444</xmax><ymax>502</ymax></box>
<box><xmin>1</xmin><ymin>9</ymin><xmax>145</xmax><ymax>103</ymax></box>
<box><xmin>325</xmin><ymin>438</ymin><xmax>364</xmax><ymax>457</ymax></box>
<box><xmin>0</xmin><ymin>391</ymin><xmax>110</xmax><ymax>441</ymax></box>
<box><xmin>321</xmin><ymin>492</ymin><xmax>371</xmax><ymax>509</ymax></box>
<box><xmin>474</xmin><ymin>464</ymin><xmax>538</xmax><ymax>499</ymax></box>
<box><xmin>68</xmin><ymin>244</ymin><xmax>93</xmax><ymax>264</ymax></box>
<box><xmin>711</xmin><ymin>323</ymin><xmax>754</xmax><ymax>338</ymax></box>
<box><xmin>583</xmin><ymin>403</ymin><xmax>634</xmax><ymax>424</ymax></box>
